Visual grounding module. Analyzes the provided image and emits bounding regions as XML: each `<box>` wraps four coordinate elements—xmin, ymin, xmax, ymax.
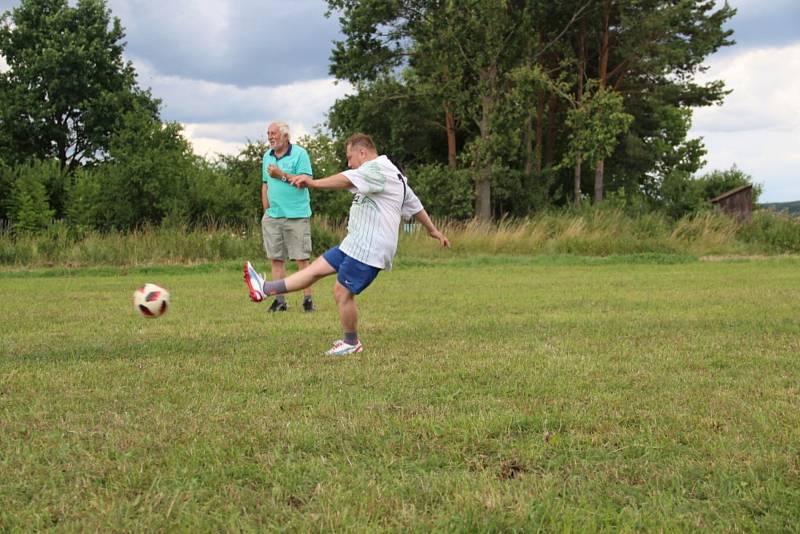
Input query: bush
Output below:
<box><xmin>737</xmin><ymin>210</ymin><xmax>800</xmax><ymax>253</ymax></box>
<box><xmin>8</xmin><ymin>161</ymin><xmax>56</xmax><ymax>233</ymax></box>
<box><xmin>407</xmin><ymin>164</ymin><xmax>474</xmax><ymax>219</ymax></box>
<box><xmin>183</xmin><ymin>162</ymin><xmax>252</xmax><ymax>226</ymax></box>
<box><xmin>659</xmin><ymin>166</ymin><xmax>762</xmax><ymax>219</ymax></box>
<box><xmin>311</xmin><ymin>217</ymin><xmax>345</xmax><ymax>255</ymax></box>
<box><xmin>311</xmin><ymin>189</ymin><xmax>353</xmax><ymax>220</ymax></box>
<box><xmin>65</xmin><ymin>167</ymin><xmax>104</xmax><ymax>230</ymax></box>
<box><xmin>0</xmin><ymin>160</ymin><xmax>14</xmax><ymax>219</ymax></box>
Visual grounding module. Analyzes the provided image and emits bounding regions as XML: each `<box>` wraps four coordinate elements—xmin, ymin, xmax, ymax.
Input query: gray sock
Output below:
<box><xmin>344</xmin><ymin>331</ymin><xmax>358</xmax><ymax>345</ymax></box>
<box><xmin>262</xmin><ymin>280</ymin><xmax>287</xmax><ymax>296</ymax></box>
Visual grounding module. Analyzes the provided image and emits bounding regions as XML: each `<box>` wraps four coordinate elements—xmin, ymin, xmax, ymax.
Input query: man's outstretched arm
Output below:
<box><xmin>289</xmin><ymin>173</ymin><xmax>353</xmax><ymax>191</ymax></box>
<box><xmin>412</xmin><ymin>208</ymin><xmax>450</xmax><ymax>248</ymax></box>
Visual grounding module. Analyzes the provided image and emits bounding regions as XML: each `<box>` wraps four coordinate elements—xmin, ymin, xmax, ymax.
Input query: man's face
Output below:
<box><xmin>346</xmin><ymin>145</ymin><xmax>365</xmax><ymax>169</ymax></box>
<box><xmin>267</xmin><ymin>124</ymin><xmax>288</xmax><ymax>150</ymax></box>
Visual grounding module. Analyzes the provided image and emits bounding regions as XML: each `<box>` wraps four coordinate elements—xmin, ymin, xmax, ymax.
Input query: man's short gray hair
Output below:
<box><xmin>272</xmin><ymin>121</ymin><xmax>290</xmax><ymax>138</ymax></box>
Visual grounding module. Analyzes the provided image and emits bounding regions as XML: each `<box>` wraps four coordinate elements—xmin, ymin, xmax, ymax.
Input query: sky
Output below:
<box><xmin>0</xmin><ymin>0</ymin><xmax>798</xmax><ymax>202</ymax></box>
<box><xmin>689</xmin><ymin>0</ymin><xmax>800</xmax><ymax>203</ymax></box>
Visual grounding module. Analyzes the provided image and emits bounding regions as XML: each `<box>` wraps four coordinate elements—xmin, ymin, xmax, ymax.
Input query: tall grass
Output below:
<box><xmin>1</xmin><ymin>209</ymin><xmax>797</xmax><ymax>268</ymax></box>
<box><xmin>401</xmin><ymin>209</ymin><xmax>798</xmax><ymax>259</ymax></box>
<box><xmin>0</xmin><ymin>223</ymin><xmax>261</xmax><ymax>267</ymax></box>
<box><xmin>0</xmin><ymin>218</ymin><xmax>346</xmax><ymax>268</ymax></box>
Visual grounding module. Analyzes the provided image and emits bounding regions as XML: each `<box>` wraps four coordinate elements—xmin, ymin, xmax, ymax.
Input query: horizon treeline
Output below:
<box><xmin>0</xmin><ymin>0</ymin><xmax>771</xmax><ymax>235</ymax></box>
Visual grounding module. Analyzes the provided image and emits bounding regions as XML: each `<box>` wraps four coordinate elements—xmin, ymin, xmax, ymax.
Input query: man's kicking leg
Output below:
<box><xmin>245</xmin><ymin>256</ymin><xmax>335</xmax><ymax>302</ymax></box>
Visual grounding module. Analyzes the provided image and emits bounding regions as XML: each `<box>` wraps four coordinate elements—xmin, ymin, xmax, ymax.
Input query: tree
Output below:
<box><xmin>327</xmin><ymin>77</ymin><xmax>451</xmax><ymax>168</ymax></box>
<box><xmin>327</xmin><ymin>0</ymin><xmax>534</xmax><ymax>220</ymax></box>
<box><xmin>325</xmin><ymin>0</ymin><xmax>736</xmax><ymax>216</ymax></box>
<box><xmin>562</xmin><ymin>85</ymin><xmax>633</xmax><ymax>198</ymax></box>
<box><xmin>580</xmin><ymin>0</ymin><xmax>735</xmax><ymax>201</ymax></box>
<box><xmin>0</xmin><ymin>0</ymin><xmax>159</xmax><ymax>170</ymax></box>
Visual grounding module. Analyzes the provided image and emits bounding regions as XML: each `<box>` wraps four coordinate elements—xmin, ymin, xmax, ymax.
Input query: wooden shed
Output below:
<box><xmin>710</xmin><ymin>184</ymin><xmax>753</xmax><ymax>221</ymax></box>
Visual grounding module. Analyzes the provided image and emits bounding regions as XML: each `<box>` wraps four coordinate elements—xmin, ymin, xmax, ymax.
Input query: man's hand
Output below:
<box><xmin>289</xmin><ymin>174</ymin><xmax>313</xmax><ymax>189</ymax></box>
<box><xmin>429</xmin><ymin>229</ymin><xmax>450</xmax><ymax>248</ymax></box>
<box><xmin>267</xmin><ymin>164</ymin><xmax>286</xmax><ymax>181</ymax></box>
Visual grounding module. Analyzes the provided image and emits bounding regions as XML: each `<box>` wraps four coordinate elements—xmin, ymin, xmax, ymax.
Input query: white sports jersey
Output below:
<box><xmin>340</xmin><ymin>155</ymin><xmax>423</xmax><ymax>269</ymax></box>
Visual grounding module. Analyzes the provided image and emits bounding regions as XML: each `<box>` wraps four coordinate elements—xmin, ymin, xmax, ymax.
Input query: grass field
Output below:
<box><xmin>1</xmin><ymin>256</ymin><xmax>799</xmax><ymax>531</ymax></box>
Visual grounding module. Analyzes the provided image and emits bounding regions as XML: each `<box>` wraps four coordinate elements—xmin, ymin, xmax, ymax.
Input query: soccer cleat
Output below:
<box><xmin>267</xmin><ymin>299</ymin><xmax>288</xmax><ymax>313</ymax></box>
<box><xmin>244</xmin><ymin>261</ymin><xmax>265</xmax><ymax>302</ymax></box>
<box><xmin>325</xmin><ymin>339</ymin><xmax>363</xmax><ymax>356</ymax></box>
<box><xmin>302</xmin><ymin>297</ymin><xmax>315</xmax><ymax>313</ymax></box>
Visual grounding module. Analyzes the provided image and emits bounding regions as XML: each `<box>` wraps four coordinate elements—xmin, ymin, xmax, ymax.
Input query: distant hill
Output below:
<box><xmin>761</xmin><ymin>201</ymin><xmax>800</xmax><ymax>216</ymax></box>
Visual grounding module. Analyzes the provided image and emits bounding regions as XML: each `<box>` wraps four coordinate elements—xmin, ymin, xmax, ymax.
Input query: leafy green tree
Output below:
<box><xmin>699</xmin><ymin>166</ymin><xmax>760</xmax><ymax>203</ymax></box>
<box><xmin>580</xmin><ymin>0</ymin><xmax>734</xmax><ymax>201</ymax></box>
<box><xmin>0</xmin><ymin>0</ymin><xmax>159</xmax><ymax>170</ymax></box>
<box><xmin>327</xmin><ymin>77</ymin><xmax>451</xmax><ymax>168</ymax></box>
<box><xmin>563</xmin><ymin>85</ymin><xmax>633</xmax><ymax>197</ymax></box>
<box><xmin>327</xmin><ymin>0</ymin><xmax>534</xmax><ymax>220</ymax></box>
<box><xmin>325</xmin><ymin>0</ymin><xmax>736</xmax><ymax>216</ymax></box>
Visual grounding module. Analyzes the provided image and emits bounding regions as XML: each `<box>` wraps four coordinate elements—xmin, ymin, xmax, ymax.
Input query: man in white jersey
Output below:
<box><xmin>244</xmin><ymin>133</ymin><xmax>450</xmax><ymax>356</ymax></box>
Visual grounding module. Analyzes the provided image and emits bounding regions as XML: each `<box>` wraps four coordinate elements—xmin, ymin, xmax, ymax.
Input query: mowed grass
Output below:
<box><xmin>1</xmin><ymin>257</ymin><xmax>799</xmax><ymax>531</ymax></box>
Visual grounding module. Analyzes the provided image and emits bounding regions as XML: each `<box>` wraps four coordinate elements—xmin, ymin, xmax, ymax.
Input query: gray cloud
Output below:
<box><xmin>133</xmin><ymin>58</ymin><xmax>352</xmax><ymax>126</ymax></box>
<box><xmin>718</xmin><ymin>0</ymin><xmax>800</xmax><ymax>56</ymax></box>
<box><xmin>2</xmin><ymin>0</ymin><xmax>342</xmax><ymax>88</ymax></box>
<box><xmin>1</xmin><ymin>0</ymin><xmax>351</xmax><ymax>158</ymax></box>
<box><xmin>7</xmin><ymin>1</ymin><xmax>799</xmax><ymax>87</ymax></box>
<box><xmin>108</xmin><ymin>0</ymin><xmax>340</xmax><ymax>88</ymax></box>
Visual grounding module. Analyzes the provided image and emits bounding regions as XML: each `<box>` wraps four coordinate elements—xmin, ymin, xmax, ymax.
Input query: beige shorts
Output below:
<box><xmin>261</xmin><ymin>215</ymin><xmax>312</xmax><ymax>261</ymax></box>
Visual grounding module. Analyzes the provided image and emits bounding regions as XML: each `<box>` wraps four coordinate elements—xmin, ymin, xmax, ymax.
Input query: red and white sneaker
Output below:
<box><xmin>325</xmin><ymin>339</ymin><xmax>363</xmax><ymax>356</ymax></box>
<box><xmin>244</xmin><ymin>261</ymin><xmax>265</xmax><ymax>302</ymax></box>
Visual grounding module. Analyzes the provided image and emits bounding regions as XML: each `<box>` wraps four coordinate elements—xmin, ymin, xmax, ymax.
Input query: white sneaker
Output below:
<box><xmin>325</xmin><ymin>339</ymin><xmax>363</xmax><ymax>356</ymax></box>
<box><xmin>244</xmin><ymin>261</ymin><xmax>265</xmax><ymax>302</ymax></box>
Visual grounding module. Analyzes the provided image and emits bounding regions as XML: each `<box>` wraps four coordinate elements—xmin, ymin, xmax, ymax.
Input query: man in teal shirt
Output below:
<box><xmin>260</xmin><ymin>121</ymin><xmax>315</xmax><ymax>312</ymax></box>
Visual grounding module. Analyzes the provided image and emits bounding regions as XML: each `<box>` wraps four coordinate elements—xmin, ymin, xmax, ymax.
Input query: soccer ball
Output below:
<box><xmin>133</xmin><ymin>283</ymin><xmax>170</xmax><ymax>318</ymax></box>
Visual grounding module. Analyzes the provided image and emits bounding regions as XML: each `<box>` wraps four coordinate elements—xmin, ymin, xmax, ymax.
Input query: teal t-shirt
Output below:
<box><xmin>262</xmin><ymin>143</ymin><xmax>313</xmax><ymax>218</ymax></box>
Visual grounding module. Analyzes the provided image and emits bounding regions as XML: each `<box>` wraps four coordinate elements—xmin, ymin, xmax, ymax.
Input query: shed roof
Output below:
<box><xmin>710</xmin><ymin>184</ymin><xmax>753</xmax><ymax>204</ymax></box>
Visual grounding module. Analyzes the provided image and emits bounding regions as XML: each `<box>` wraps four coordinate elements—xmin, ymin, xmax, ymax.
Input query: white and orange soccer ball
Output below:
<box><xmin>133</xmin><ymin>283</ymin><xmax>170</xmax><ymax>318</ymax></box>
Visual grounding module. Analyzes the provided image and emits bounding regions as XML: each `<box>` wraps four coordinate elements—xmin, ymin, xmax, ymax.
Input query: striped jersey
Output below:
<box><xmin>340</xmin><ymin>155</ymin><xmax>423</xmax><ymax>269</ymax></box>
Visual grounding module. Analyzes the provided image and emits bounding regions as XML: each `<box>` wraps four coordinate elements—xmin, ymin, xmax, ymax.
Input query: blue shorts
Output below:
<box><xmin>322</xmin><ymin>246</ymin><xmax>381</xmax><ymax>295</ymax></box>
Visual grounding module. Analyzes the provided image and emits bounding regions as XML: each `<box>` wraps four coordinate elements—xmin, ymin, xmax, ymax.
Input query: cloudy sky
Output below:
<box><xmin>1</xmin><ymin>0</ymin><xmax>798</xmax><ymax>202</ymax></box>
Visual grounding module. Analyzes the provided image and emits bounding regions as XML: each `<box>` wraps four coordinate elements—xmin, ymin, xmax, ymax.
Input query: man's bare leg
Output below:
<box><xmin>262</xmin><ymin>256</ymin><xmax>336</xmax><ymax>296</ymax></box>
<box><xmin>333</xmin><ymin>281</ymin><xmax>358</xmax><ymax>344</ymax></box>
